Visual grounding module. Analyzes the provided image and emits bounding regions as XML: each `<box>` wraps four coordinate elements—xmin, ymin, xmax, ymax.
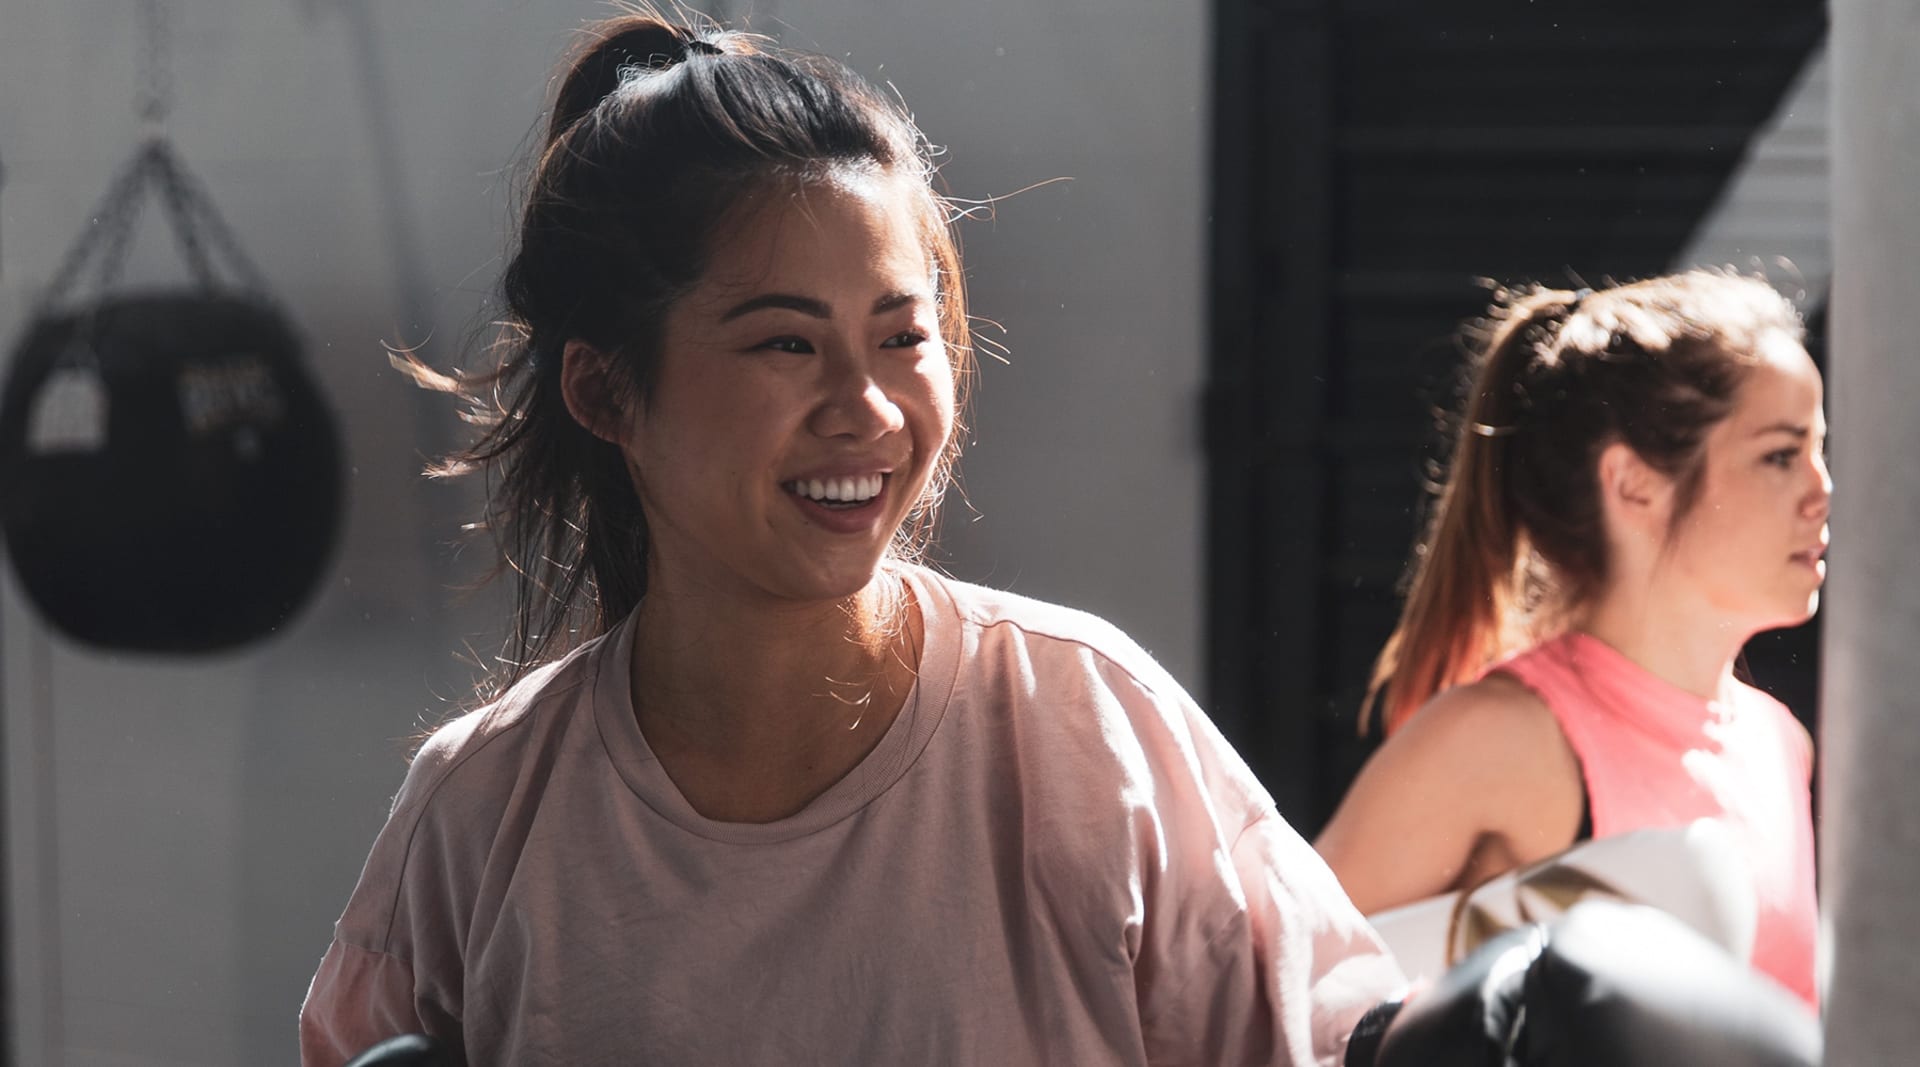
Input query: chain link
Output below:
<box><xmin>136</xmin><ymin>0</ymin><xmax>173</xmax><ymax>125</ymax></box>
<box><xmin>35</xmin><ymin>0</ymin><xmax>280</xmax><ymax>335</ymax></box>
<box><xmin>43</xmin><ymin>140</ymin><xmax>272</xmax><ymax>310</ymax></box>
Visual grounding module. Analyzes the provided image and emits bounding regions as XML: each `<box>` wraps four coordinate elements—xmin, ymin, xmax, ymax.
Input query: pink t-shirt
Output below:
<box><xmin>1493</xmin><ymin>632</ymin><xmax>1818</xmax><ymax>1007</ymax></box>
<box><xmin>300</xmin><ymin>566</ymin><xmax>1402</xmax><ymax>1066</ymax></box>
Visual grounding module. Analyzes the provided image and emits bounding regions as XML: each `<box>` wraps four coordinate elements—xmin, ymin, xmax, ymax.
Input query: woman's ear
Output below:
<box><xmin>1596</xmin><ymin>441</ymin><xmax>1674</xmax><ymax>537</ymax></box>
<box><xmin>560</xmin><ymin>340</ymin><xmax>629</xmax><ymax>445</ymax></box>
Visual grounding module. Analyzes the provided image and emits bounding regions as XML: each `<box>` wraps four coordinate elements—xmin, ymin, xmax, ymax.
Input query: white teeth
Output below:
<box><xmin>789</xmin><ymin>474</ymin><xmax>884</xmax><ymax>504</ymax></box>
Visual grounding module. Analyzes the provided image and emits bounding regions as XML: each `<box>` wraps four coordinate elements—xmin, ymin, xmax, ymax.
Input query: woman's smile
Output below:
<box><xmin>783</xmin><ymin>471</ymin><xmax>895</xmax><ymax>533</ymax></box>
<box><xmin>605</xmin><ymin>171</ymin><xmax>957</xmax><ymax>604</ymax></box>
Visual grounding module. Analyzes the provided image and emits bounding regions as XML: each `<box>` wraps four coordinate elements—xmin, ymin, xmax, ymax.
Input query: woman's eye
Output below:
<box><xmin>882</xmin><ymin>330</ymin><xmax>929</xmax><ymax>349</ymax></box>
<box><xmin>1765</xmin><ymin>448</ymin><xmax>1799</xmax><ymax>469</ymax></box>
<box><xmin>759</xmin><ymin>336</ymin><xmax>814</xmax><ymax>355</ymax></box>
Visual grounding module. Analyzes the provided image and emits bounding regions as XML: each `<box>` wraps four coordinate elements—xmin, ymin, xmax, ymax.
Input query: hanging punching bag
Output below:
<box><xmin>0</xmin><ymin>139</ymin><xmax>343</xmax><ymax>653</ymax></box>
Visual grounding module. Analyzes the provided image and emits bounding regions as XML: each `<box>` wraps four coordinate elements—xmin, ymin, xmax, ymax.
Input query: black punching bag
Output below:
<box><xmin>0</xmin><ymin>139</ymin><xmax>343</xmax><ymax>653</ymax></box>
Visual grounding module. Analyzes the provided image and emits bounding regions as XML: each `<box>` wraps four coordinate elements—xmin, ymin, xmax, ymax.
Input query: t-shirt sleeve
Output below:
<box><xmin>299</xmin><ymin>940</ymin><xmax>461</xmax><ymax>1067</ymax></box>
<box><xmin>1136</xmin><ymin>806</ymin><xmax>1405</xmax><ymax>1067</ymax></box>
<box><xmin>1239</xmin><ymin>813</ymin><xmax>1407</xmax><ymax>1065</ymax></box>
<box><xmin>1080</xmin><ymin>649</ymin><xmax>1403</xmax><ymax>1067</ymax></box>
<box><xmin>298</xmin><ymin>716</ymin><xmax>493</xmax><ymax>1066</ymax></box>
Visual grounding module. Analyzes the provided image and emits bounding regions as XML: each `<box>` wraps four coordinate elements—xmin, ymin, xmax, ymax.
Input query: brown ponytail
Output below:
<box><xmin>1364</xmin><ymin>288</ymin><xmax>1581</xmax><ymax>734</ymax></box>
<box><xmin>545</xmin><ymin>16</ymin><xmax>740</xmax><ymax>147</ymax></box>
<box><xmin>1362</xmin><ymin>271</ymin><xmax>1803</xmax><ymax>735</ymax></box>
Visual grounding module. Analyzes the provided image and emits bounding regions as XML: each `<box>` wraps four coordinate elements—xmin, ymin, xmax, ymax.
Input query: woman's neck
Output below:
<box><xmin>1574</xmin><ymin>580</ymin><xmax>1750</xmax><ymax>703</ymax></box>
<box><xmin>627</xmin><ymin>569</ymin><xmax>920</xmax><ymax>822</ymax></box>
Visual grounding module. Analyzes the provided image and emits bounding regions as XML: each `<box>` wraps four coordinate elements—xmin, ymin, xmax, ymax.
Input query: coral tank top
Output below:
<box><xmin>1490</xmin><ymin>632</ymin><xmax>1818</xmax><ymax>1007</ymax></box>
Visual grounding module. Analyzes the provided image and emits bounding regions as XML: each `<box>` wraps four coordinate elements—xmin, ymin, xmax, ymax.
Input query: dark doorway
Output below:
<box><xmin>1206</xmin><ymin>0</ymin><xmax>1828</xmax><ymax>833</ymax></box>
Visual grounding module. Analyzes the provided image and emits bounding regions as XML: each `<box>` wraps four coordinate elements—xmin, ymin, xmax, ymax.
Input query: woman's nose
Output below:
<box><xmin>813</xmin><ymin>353</ymin><xmax>905</xmax><ymax>441</ymax></box>
<box><xmin>1803</xmin><ymin>455</ymin><xmax>1833</xmax><ymax>519</ymax></box>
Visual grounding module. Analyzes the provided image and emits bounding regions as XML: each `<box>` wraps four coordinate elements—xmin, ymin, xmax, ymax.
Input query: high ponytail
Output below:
<box><xmin>1361</xmin><ymin>269</ymin><xmax>1803</xmax><ymax>735</ymax></box>
<box><xmin>1363</xmin><ymin>289</ymin><xmax>1581</xmax><ymax>734</ymax></box>
<box><xmin>545</xmin><ymin>15</ymin><xmax>739</xmax><ymax>148</ymax></box>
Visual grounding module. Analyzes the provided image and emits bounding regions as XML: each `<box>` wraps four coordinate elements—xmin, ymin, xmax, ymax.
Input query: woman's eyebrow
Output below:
<box><xmin>872</xmin><ymin>290</ymin><xmax>921</xmax><ymax>315</ymax></box>
<box><xmin>720</xmin><ymin>290</ymin><xmax>925</xmax><ymax>322</ymax></box>
<box><xmin>721</xmin><ymin>293</ymin><xmax>831</xmax><ymax>322</ymax></box>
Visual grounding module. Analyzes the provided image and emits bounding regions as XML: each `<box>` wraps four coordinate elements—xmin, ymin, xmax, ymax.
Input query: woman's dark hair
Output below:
<box><xmin>1363</xmin><ymin>270</ymin><xmax>1804</xmax><ymax>734</ymax></box>
<box><xmin>412</xmin><ymin>7</ymin><xmax>973</xmax><ymax>695</ymax></box>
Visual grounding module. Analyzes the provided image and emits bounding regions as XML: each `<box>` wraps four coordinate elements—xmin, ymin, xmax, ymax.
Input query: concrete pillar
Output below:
<box><xmin>1820</xmin><ymin>2</ymin><xmax>1920</xmax><ymax>1061</ymax></box>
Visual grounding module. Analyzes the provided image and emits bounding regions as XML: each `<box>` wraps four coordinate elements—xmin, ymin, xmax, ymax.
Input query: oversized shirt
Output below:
<box><xmin>1495</xmin><ymin>631</ymin><xmax>1819</xmax><ymax>1007</ymax></box>
<box><xmin>301</xmin><ymin>566</ymin><xmax>1403</xmax><ymax>1065</ymax></box>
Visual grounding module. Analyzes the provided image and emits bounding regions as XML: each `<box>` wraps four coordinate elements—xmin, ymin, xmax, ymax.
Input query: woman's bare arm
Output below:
<box><xmin>1313</xmin><ymin>673</ymin><xmax>1586</xmax><ymax>916</ymax></box>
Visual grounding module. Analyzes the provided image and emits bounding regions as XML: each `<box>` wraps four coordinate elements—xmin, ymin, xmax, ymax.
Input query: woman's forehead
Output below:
<box><xmin>696</xmin><ymin>174</ymin><xmax>936</xmax><ymax>299</ymax></box>
<box><xmin>1724</xmin><ymin>334</ymin><xmax>1825</xmax><ymax>433</ymax></box>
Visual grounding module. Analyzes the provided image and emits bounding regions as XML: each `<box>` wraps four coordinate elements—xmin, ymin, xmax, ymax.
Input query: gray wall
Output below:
<box><xmin>0</xmin><ymin>1</ymin><xmax>1207</xmax><ymax>1063</ymax></box>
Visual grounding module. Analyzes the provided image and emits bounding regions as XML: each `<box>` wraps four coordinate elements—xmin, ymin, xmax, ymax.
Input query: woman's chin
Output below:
<box><xmin>1756</xmin><ymin>593</ymin><xmax>1821</xmax><ymax>634</ymax></box>
<box><xmin>1800</xmin><ymin>589</ymin><xmax>1822</xmax><ymax>621</ymax></box>
<box><xmin>775</xmin><ymin>554</ymin><xmax>893</xmax><ymax>605</ymax></box>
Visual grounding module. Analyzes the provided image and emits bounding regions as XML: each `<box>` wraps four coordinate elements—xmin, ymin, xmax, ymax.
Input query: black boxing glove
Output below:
<box><xmin>1351</xmin><ymin>925</ymin><xmax>1540</xmax><ymax>1066</ymax></box>
<box><xmin>1358</xmin><ymin>899</ymin><xmax>1820</xmax><ymax>1067</ymax></box>
<box><xmin>1517</xmin><ymin>899</ymin><xmax>1820</xmax><ymax>1067</ymax></box>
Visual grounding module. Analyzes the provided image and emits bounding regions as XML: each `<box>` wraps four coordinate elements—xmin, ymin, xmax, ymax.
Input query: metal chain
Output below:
<box><xmin>164</xmin><ymin>152</ymin><xmax>273</xmax><ymax>295</ymax></box>
<box><xmin>136</xmin><ymin>0</ymin><xmax>173</xmax><ymax>125</ymax></box>
<box><xmin>152</xmin><ymin>145</ymin><xmax>218</xmax><ymax>288</ymax></box>
<box><xmin>41</xmin><ymin>143</ymin><xmax>154</xmax><ymax>301</ymax></box>
<box><xmin>42</xmin><ymin>140</ymin><xmax>274</xmax><ymax>312</ymax></box>
<box><xmin>34</xmin><ymin>0</ymin><xmax>282</xmax><ymax>352</ymax></box>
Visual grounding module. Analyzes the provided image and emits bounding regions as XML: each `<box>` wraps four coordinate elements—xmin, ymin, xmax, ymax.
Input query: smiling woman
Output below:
<box><xmin>564</xmin><ymin>174</ymin><xmax>957</xmax><ymax>617</ymax></box>
<box><xmin>296</xmin><ymin>8</ymin><xmax>1404</xmax><ymax>1066</ymax></box>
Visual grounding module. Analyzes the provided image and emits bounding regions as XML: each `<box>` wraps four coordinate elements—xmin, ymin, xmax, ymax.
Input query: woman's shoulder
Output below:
<box><xmin>1361</xmin><ymin>672</ymin><xmax>1584</xmax><ymax>851</ymax></box>
<box><xmin>1316</xmin><ymin>669</ymin><xmax>1584</xmax><ymax>914</ymax></box>
<box><xmin>397</xmin><ymin>634</ymin><xmax>607</xmax><ymax>821</ymax></box>
<box><xmin>911</xmin><ymin>565</ymin><xmax>1181</xmax><ymax>697</ymax></box>
<box><xmin>908</xmin><ymin>565</ymin><xmax>1270</xmax><ymax>819</ymax></box>
<box><xmin>328</xmin><ymin>633</ymin><xmax>612</xmax><ymax>954</ymax></box>
<box><xmin>1731</xmin><ymin>678</ymin><xmax>1815</xmax><ymax>770</ymax></box>
<box><xmin>1401</xmin><ymin>671</ymin><xmax>1563</xmax><ymax>755</ymax></box>
<box><xmin>1379</xmin><ymin>672</ymin><xmax>1582</xmax><ymax>809</ymax></box>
